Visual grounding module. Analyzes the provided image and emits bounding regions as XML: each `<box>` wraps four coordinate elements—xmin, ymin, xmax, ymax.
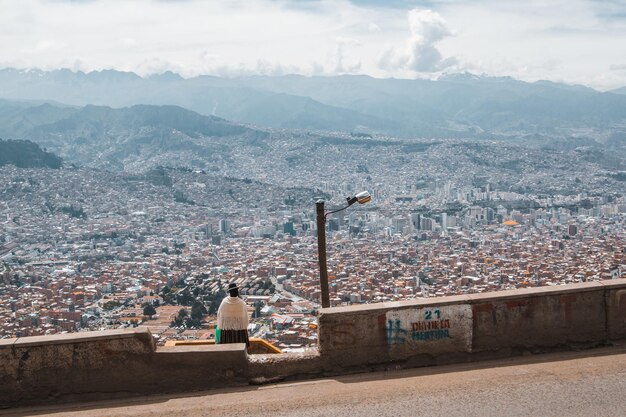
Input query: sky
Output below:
<box><xmin>1</xmin><ymin>0</ymin><xmax>626</xmax><ymax>90</ymax></box>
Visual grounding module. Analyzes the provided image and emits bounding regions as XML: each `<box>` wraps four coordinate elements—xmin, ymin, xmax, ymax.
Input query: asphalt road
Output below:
<box><xmin>8</xmin><ymin>346</ymin><xmax>626</xmax><ymax>417</ymax></box>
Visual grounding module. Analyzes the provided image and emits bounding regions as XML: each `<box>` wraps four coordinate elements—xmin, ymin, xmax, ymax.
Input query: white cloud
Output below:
<box><xmin>18</xmin><ymin>39</ymin><xmax>67</xmax><ymax>55</ymax></box>
<box><xmin>135</xmin><ymin>57</ymin><xmax>183</xmax><ymax>77</ymax></box>
<box><xmin>333</xmin><ymin>37</ymin><xmax>362</xmax><ymax>74</ymax></box>
<box><xmin>119</xmin><ymin>37</ymin><xmax>137</xmax><ymax>48</ymax></box>
<box><xmin>0</xmin><ymin>0</ymin><xmax>392</xmax><ymax>77</ymax></box>
<box><xmin>1</xmin><ymin>0</ymin><xmax>626</xmax><ymax>89</ymax></box>
<box><xmin>439</xmin><ymin>0</ymin><xmax>626</xmax><ymax>90</ymax></box>
<box><xmin>378</xmin><ymin>8</ymin><xmax>457</xmax><ymax>74</ymax></box>
<box><xmin>368</xmin><ymin>23</ymin><xmax>381</xmax><ymax>32</ymax></box>
<box><xmin>34</xmin><ymin>39</ymin><xmax>66</xmax><ymax>52</ymax></box>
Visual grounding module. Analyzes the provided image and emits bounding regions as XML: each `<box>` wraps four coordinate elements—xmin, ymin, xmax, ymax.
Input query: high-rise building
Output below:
<box><xmin>283</xmin><ymin>221</ymin><xmax>296</xmax><ymax>236</ymax></box>
<box><xmin>486</xmin><ymin>207</ymin><xmax>495</xmax><ymax>223</ymax></box>
<box><xmin>219</xmin><ymin>219</ymin><xmax>231</xmax><ymax>234</ymax></box>
<box><xmin>411</xmin><ymin>213</ymin><xmax>421</xmax><ymax>230</ymax></box>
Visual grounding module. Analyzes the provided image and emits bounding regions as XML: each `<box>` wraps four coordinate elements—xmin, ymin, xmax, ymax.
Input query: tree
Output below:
<box><xmin>143</xmin><ymin>304</ymin><xmax>157</xmax><ymax>317</ymax></box>
<box><xmin>191</xmin><ymin>301</ymin><xmax>207</xmax><ymax>322</ymax></box>
<box><xmin>207</xmin><ymin>289</ymin><xmax>226</xmax><ymax>315</ymax></box>
<box><xmin>59</xmin><ymin>204</ymin><xmax>86</xmax><ymax>219</ymax></box>
<box><xmin>163</xmin><ymin>293</ymin><xmax>175</xmax><ymax>305</ymax></box>
<box><xmin>171</xmin><ymin>308</ymin><xmax>189</xmax><ymax>327</ymax></box>
<box><xmin>177</xmin><ymin>290</ymin><xmax>193</xmax><ymax>306</ymax></box>
<box><xmin>103</xmin><ymin>300</ymin><xmax>121</xmax><ymax>310</ymax></box>
<box><xmin>208</xmin><ymin>301</ymin><xmax>218</xmax><ymax>316</ymax></box>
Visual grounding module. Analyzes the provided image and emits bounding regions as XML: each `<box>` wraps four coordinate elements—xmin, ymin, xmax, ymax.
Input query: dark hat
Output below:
<box><xmin>227</xmin><ymin>282</ymin><xmax>239</xmax><ymax>291</ymax></box>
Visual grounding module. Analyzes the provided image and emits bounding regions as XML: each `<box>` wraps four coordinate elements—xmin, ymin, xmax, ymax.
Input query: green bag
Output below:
<box><xmin>215</xmin><ymin>326</ymin><xmax>221</xmax><ymax>344</ymax></box>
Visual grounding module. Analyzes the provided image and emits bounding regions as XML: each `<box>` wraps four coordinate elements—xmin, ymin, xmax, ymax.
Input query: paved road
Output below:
<box><xmin>8</xmin><ymin>346</ymin><xmax>626</xmax><ymax>417</ymax></box>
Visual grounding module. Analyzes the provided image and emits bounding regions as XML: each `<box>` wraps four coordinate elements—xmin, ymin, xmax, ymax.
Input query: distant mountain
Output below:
<box><xmin>2</xmin><ymin>68</ymin><xmax>626</xmax><ymax>140</ymax></box>
<box><xmin>0</xmin><ymin>100</ymin><xmax>267</xmax><ymax>170</ymax></box>
<box><xmin>1</xmin><ymin>100</ymin><xmax>624</xmax><ymax>197</ymax></box>
<box><xmin>0</xmin><ymin>69</ymin><xmax>393</xmax><ymax>135</ymax></box>
<box><xmin>234</xmin><ymin>73</ymin><xmax>626</xmax><ymax>139</ymax></box>
<box><xmin>611</xmin><ymin>86</ymin><xmax>626</xmax><ymax>95</ymax></box>
<box><xmin>0</xmin><ymin>139</ymin><xmax>62</xmax><ymax>169</ymax></box>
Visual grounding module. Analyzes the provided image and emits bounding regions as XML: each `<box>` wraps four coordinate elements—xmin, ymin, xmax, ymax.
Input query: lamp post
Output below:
<box><xmin>316</xmin><ymin>191</ymin><xmax>372</xmax><ymax>308</ymax></box>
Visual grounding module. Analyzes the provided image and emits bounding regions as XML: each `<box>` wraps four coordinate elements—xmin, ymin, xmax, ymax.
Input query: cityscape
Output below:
<box><xmin>2</xmin><ymin>136</ymin><xmax>624</xmax><ymax>350</ymax></box>
<box><xmin>3</xmin><ymin>0</ymin><xmax>626</xmax><ymax>413</ymax></box>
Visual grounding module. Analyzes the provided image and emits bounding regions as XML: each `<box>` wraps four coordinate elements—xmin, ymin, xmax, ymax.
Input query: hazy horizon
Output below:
<box><xmin>2</xmin><ymin>0</ymin><xmax>626</xmax><ymax>91</ymax></box>
<box><xmin>0</xmin><ymin>66</ymin><xmax>622</xmax><ymax>94</ymax></box>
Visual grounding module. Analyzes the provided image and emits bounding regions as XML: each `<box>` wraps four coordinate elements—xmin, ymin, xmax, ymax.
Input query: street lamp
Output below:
<box><xmin>316</xmin><ymin>191</ymin><xmax>372</xmax><ymax>308</ymax></box>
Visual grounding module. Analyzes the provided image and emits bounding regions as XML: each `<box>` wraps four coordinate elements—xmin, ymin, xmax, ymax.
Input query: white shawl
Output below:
<box><xmin>217</xmin><ymin>296</ymin><xmax>249</xmax><ymax>330</ymax></box>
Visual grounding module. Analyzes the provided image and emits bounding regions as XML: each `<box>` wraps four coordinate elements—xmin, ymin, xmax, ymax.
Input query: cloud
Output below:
<box><xmin>3</xmin><ymin>0</ymin><xmax>626</xmax><ymax>89</ymax></box>
<box><xmin>378</xmin><ymin>8</ymin><xmax>456</xmax><ymax>73</ymax></box>
<box><xmin>334</xmin><ymin>37</ymin><xmax>362</xmax><ymax>74</ymax></box>
<box><xmin>18</xmin><ymin>38</ymin><xmax>67</xmax><ymax>55</ymax></box>
<box><xmin>119</xmin><ymin>37</ymin><xmax>137</xmax><ymax>47</ymax></box>
<box><xmin>135</xmin><ymin>57</ymin><xmax>182</xmax><ymax>76</ymax></box>
<box><xmin>0</xmin><ymin>0</ymin><xmax>390</xmax><ymax>77</ymax></box>
<box><xmin>368</xmin><ymin>23</ymin><xmax>381</xmax><ymax>32</ymax></box>
<box><xmin>187</xmin><ymin>51</ymin><xmax>319</xmax><ymax>77</ymax></box>
<box><xmin>34</xmin><ymin>39</ymin><xmax>66</xmax><ymax>51</ymax></box>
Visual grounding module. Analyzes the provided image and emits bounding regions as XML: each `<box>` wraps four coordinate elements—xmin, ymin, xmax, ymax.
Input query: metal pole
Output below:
<box><xmin>316</xmin><ymin>200</ymin><xmax>330</xmax><ymax>308</ymax></box>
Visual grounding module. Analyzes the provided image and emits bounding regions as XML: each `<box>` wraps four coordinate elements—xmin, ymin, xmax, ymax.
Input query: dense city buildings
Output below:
<box><xmin>1</xmin><ymin>139</ymin><xmax>625</xmax><ymax>349</ymax></box>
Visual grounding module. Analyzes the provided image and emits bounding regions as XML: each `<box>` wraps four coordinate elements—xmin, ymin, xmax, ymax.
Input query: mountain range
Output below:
<box><xmin>0</xmin><ymin>97</ymin><xmax>624</xmax><ymax>198</ymax></box>
<box><xmin>0</xmin><ymin>99</ymin><xmax>266</xmax><ymax>170</ymax></box>
<box><xmin>2</xmin><ymin>68</ymin><xmax>626</xmax><ymax>141</ymax></box>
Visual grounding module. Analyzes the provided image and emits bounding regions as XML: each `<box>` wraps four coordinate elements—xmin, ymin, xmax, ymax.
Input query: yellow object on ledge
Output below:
<box><xmin>164</xmin><ymin>337</ymin><xmax>282</xmax><ymax>354</ymax></box>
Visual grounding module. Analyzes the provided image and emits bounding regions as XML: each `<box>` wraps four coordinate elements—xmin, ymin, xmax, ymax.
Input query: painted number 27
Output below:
<box><xmin>425</xmin><ymin>310</ymin><xmax>441</xmax><ymax>320</ymax></box>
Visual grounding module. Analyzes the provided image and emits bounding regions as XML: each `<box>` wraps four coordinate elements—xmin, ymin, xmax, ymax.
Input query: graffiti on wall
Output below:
<box><xmin>384</xmin><ymin>305</ymin><xmax>472</xmax><ymax>352</ymax></box>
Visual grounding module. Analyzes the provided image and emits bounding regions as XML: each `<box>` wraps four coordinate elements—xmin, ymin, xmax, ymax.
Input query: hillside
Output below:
<box><xmin>0</xmin><ymin>101</ymin><xmax>266</xmax><ymax>170</ymax></box>
<box><xmin>0</xmin><ymin>97</ymin><xmax>624</xmax><ymax>197</ymax></box>
<box><xmin>0</xmin><ymin>139</ymin><xmax>62</xmax><ymax>168</ymax></box>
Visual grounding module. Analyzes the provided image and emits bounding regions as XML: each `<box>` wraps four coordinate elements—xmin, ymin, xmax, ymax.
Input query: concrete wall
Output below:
<box><xmin>318</xmin><ymin>279</ymin><xmax>626</xmax><ymax>368</ymax></box>
<box><xmin>0</xmin><ymin>328</ymin><xmax>248</xmax><ymax>408</ymax></box>
<box><xmin>2</xmin><ymin>279</ymin><xmax>626</xmax><ymax>408</ymax></box>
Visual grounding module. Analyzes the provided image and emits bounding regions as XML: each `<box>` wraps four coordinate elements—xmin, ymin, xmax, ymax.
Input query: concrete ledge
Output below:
<box><xmin>0</xmin><ymin>338</ymin><xmax>16</xmax><ymax>348</ymax></box>
<box><xmin>323</xmin><ymin>283</ymin><xmax>608</xmax><ymax>318</ymax></box>
<box><xmin>323</xmin><ymin>294</ymin><xmax>472</xmax><ymax>315</ymax></box>
<box><xmin>599</xmin><ymin>280</ymin><xmax>626</xmax><ymax>289</ymax></box>
<box><xmin>146</xmin><ymin>343</ymin><xmax>249</xmax><ymax>394</ymax></box>
<box><xmin>319</xmin><ymin>280</ymin><xmax>626</xmax><ymax>368</ymax></box>
<box><xmin>248</xmin><ymin>351</ymin><xmax>323</xmax><ymax>383</ymax></box>
<box><xmin>10</xmin><ymin>328</ymin><xmax>155</xmax><ymax>348</ymax></box>
<box><xmin>3</xmin><ymin>279</ymin><xmax>626</xmax><ymax>409</ymax></box>
<box><xmin>604</xmin><ymin>285</ymin><xmax>626</xmax><ymax>340</ymax></box>
<box><xmin>0</xmin><ymin>329</ymin><xmax>247</xmax><ymax>408</ymax></box>
<box><xmin>157</xmin><ymin>343</ymin><xmax>246</xmax><ymax>353</ymax></box>
<box><xmin>154</xmin><ymin>343</ymin><xmax>247</xmax><ymax>368</ymax></box>
<box><xmin>467</xmin><ymin>281</ymin><xmax>605</xmax><ymax>301</ymax></box>
<box><xmin>470</xmin><ymin>285</ymin><xmax>606</xmax><ymax>352</ymax></box>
